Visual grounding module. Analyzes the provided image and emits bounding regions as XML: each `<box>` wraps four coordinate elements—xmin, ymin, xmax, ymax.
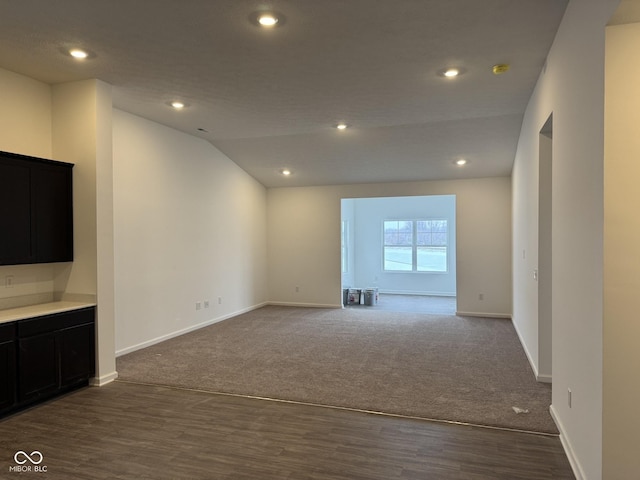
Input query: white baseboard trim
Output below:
<box><xmin>115</xmin><ymin>302</ymin><xmax>268</xmax><ymax>357</ymax></box>
<box><xmin>550</xmin><ymin>404</ymin><xmax>585</xmax><ymax>480</ymax></box>
<box><xmin>268</xmin><ymin>301</ymin><xmax>342</xmax><ymax>309</ymax></box>
<box><xmin>378</xmin><ymin>290</ymin><xmax>457</xmax><ymax>297</ymax></box>
<box><xmin>455</xmin><ymin>311</ymin><xmax>512</xmax><ymax>319</ymax></box>
<box><xmin>536</xmin><ymin>373</ymin><xmax>552</xmax><ymax>383</ymax></box>
<box><xmin>510</xmin><ymin>317</ymin><xmax>553</xmax><ymax>384</ymax></box>
<box><xmin>89</xmin><ymin>371</ymin><xmax>119</xmax><ymax>386</ymax></box>
<box><xmin>511</xmin><ymin>316</ymin><xmax>540</xmax><ymax>380</ymax></box>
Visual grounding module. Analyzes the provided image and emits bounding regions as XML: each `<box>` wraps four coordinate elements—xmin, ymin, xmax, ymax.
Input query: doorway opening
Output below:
<box><xmin>341</xmin><ymin>195</ymin><xmax>457</xmax><ymax>315</ymax></box>
<box><xmin>538</xmin><ymin>115</ymin><xmax>553</xmax><ymax>383</ymax></box>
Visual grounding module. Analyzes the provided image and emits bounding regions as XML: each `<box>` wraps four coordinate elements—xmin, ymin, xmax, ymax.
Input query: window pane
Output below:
<box><xmin>384</xmin><ymin>246</ymin><xmax>412</xmax><ymax>271</ymax></box>
<box><xmin>399</xmin><ymin>220</ymin><xmax>412</xmax><ymax>232</ymax></box>
<box><xmin>384</xmin><ymin>221</ymin><xmax>412</xmax><ymax>246</ymax></box>
<box><xmin>417</xmin><ymin>232</ymin><xmax>431</xmax><ymax>245</ymax></box>
<box><xmin>398</xmin><ymin>233</ymin><xmax>412</xmax><ymax>245</ymax></box>
<box><xmin>417</xmin><ymin>247</ymin><xmax>447</xmax><ymax>272</ymax></box>
<box><xmin>432</xmin><ymin>232</ymin><xmax>447</xmax><ymax>245</ymax></box>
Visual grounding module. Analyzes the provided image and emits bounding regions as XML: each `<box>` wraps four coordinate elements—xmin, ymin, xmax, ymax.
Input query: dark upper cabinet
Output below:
<box><xmin>0</xmin><ymin>159</ymin><xmax>32</xmax><ymax>263</ymax></box>
<box><xmin>32</xmin><ymin>161</ymin><xmax>74</xmax><ymax>263</ymax></box>
<box><xmin>0</xmin><ymin>151</ymin><xmax>73</xmax><ymax>265</ymax></box>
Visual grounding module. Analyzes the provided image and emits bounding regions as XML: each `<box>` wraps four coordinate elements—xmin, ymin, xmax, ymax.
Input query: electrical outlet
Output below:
<box><xmin>196</xmin><ymin>301</ymin><xmax>202</xmax><ymax>311</ymax></box>
<box><xmin>218</xmin><ymin>297</ymin><xmax>222</xmax><ymax>305</ymax></box>
<box><xmin>478</xmin><ymin>293</ymin><xmax>484</xmax><ymax>301</ymax></box>
<box><xmin>5</xmin><ymin>275</ymin><xmax>14</xmax><ymax>288</ymax></box>
<box><xmin>295</xmin><ymin>286</ymin><xmax>300</xmax><ymax>293</ymax></box>
<box><xmin>204</xmin><ymin>300</ymin><xmax>210</xmax><ymax>308</ymax></box>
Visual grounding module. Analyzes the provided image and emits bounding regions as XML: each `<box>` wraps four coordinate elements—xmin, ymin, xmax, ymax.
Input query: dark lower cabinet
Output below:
<box><xmin>1</xmin><ymin>306</ymin><xmax>95</xmax><ymax>417</ymax></box>
<box><xmin>18</xmin><ymin>332</ymin><xmax>58</xmax><ymax>403</ymax></box>
<box><xmin>0</xmin><ymin>323</ymin><xmax>17</xmax><ymax>414</ymax></box>
<box><xmin>59</xmin><ymin>323</ymin><xmax>96</xmax><ymax>388</ymax></box>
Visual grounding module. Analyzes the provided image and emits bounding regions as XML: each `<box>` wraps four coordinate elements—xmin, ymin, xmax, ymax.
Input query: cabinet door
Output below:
<box><xmin>18</xmin><ymin>333</ymin><xmax>58</xmax><ymax>403</ymax></box>
<box><xmin>31</xmin><ymin>163</ymin><xmax>73</xmax><ymax>263</ymax></box>
<box><xmin>0</xmin><ymin>158</ymin><xmax>33</xmax><ymax>264</ymax></box>
<box><xmin>59</xmin><ymin>323</ymin><xmax>95</xmax><ymax>387</ymax></box>
<box><xmin>0</xmin><ymin>340</ymin><xmax>17</xmax><ymax>413</ymax></box>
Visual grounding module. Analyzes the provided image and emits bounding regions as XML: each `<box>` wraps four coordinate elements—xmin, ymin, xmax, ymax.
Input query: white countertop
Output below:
<box><xmin>0</xmin><ymin>301</ymin><xmax>96</xmax><ymax>325</ymax></box>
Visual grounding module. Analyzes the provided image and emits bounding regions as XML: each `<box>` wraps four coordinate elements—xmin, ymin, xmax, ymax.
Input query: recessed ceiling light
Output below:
<box><xmin>69</xmin><ymin>48</ymin><xmax>89</xmax><ymax>59</ymax></box>
<box><xmin>250</xmin><ymin>11</ymin><xmax>286</xmax><ymax>28</ymax></box>
<box><xmin>170</xmin><ymin>101</ymin><xmax>186</xmax><ymax>110</ymax></box>
<box><xmin>259</xmin><ymin>14</ymin><xmax>278</xmax><ymax>26</ymax></box>
<box><xmin>438</xmin><ymin>67</ymin><xmax>466</xmax><ymax>78</ymax></box>
<box><xmin>455</xmin><ymin>159</ymin><xmax>468</xmax><ymax>166</ymax></box>
<box><xmin>335</xmin><ymin>123</ymin><xmax>349</xmax><ymax>130</ymax></box>
<box><xmin>281</xmin><ymin>169</ymin><xmax>292</xmax><ymax>176</ymax></box>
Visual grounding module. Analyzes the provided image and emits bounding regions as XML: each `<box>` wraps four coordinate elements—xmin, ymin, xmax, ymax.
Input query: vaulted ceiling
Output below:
<box><xmin>0</xmin><ymin>0</ymin><xmax>568</xmax><ymax>187</ymax></box>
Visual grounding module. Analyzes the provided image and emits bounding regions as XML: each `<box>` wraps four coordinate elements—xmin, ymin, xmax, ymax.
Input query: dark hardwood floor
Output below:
<box><xmin>0</xmin><ymin>381</ymin><xmax>574</xmax><ymax>479</ymax></box>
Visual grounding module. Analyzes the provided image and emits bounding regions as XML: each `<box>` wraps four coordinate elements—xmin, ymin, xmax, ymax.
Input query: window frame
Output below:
<box><xmin>341</xmin><ymin>220</ymin><xmax>349</xmax><ymax>274</ymax></box>
<box><xmin>382</xmin><ymin>218</ymin><xmax>449</xmax><ymax>273</ymax></box>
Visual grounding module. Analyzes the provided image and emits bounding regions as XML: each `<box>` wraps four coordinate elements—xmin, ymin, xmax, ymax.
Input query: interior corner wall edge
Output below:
<box><xmin>112</xmin><ymin>109</ymin><xmax>268</xmax><ymax>353</ymax></box>
<box><xmin>267</xmin><ymin>177</ymin><xmax>511</xmax><ymax>316</ymax></box>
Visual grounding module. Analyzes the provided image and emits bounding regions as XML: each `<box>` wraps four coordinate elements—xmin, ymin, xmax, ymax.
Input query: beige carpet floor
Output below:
<box><xmin>117</xmin><ymin>306</ymin><xmax>557</xmax><ymax>434</ymax></box>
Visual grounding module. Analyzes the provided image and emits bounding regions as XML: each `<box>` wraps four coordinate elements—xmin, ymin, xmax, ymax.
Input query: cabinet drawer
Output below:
<box><xmin>0</xmin><ymin>322</ymin><xmax>16</xmax><ymax>343</ymax></box>
<box><xmin>18</xmin><ymin>308</ymin><xmax>94</xmax><ymax>338</ymax></box>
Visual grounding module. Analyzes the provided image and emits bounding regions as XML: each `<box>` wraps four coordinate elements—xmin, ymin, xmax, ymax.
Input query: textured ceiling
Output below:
<box><xmin>0</xmin><ymin>0</ymin><xmax>568</xmax><ymax>187</ymax></box>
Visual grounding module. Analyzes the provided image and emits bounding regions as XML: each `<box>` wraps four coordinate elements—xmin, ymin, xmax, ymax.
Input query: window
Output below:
<box><xmin>383</xmin><ymin>219</ymin><xmax>448</xmax><ymax>272</ymax></box>
<box><xmin>341</xmin><ymin>220</ymin><xmax>349</xmax><ymax>273</ymax></box>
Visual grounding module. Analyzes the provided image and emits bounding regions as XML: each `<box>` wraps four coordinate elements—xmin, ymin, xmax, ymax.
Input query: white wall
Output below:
<box><xmin>511</xmin><ymin>0</ymin><xmax>619</xmax><ymax>477</ymax></box>
<box><xmin>603</xmin><ymin>20</ymin><xmax>640</xmax><ymax>480</ymax></box>
<box><xmin>350</xmin><ymin>195</ymin><xmax>456</xmax><ymax>296</ymax></box>
<box><xmin>113</xmin><ymin>109</ymin><xmax>268</xmax><ymax>355</ymax></box>
<box><xmin>268</xmin><ymin>177</ymin><xmax>511</xmax><ymax>316</ymax></box>
<box><xmin>0</xmin><ymin>68</ymin><xmax>51</xmax><ymax>158</ymax></box>
<box><xmin>0</xmin><ymin>68</ymin><xmax>58</xmax><ymax>310</ymax></box>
